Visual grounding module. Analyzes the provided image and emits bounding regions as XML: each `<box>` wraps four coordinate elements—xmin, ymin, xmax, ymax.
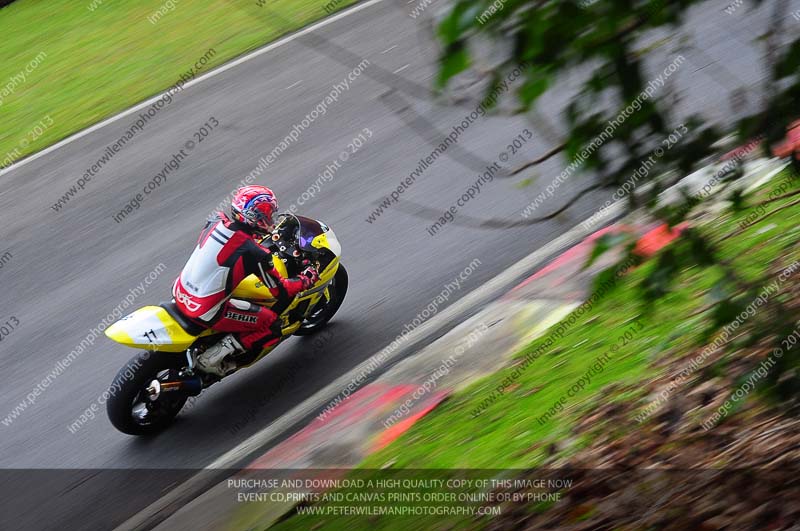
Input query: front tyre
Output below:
<box><xmin>106</xmin><ymin>351</ymin><xmax>188</xmax><ymax>436</ymax></box>
<box><xmin>295</xmin><ymin>265</ymin><xmax>348</xmax><ymax>336</ymax></box>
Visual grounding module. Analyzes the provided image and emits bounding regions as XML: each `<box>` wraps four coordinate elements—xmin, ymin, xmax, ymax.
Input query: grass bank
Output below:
<box><xmin>0</xmin><ymin>0</ymin><xmax>359</xmax><ymax>167</ymax></box>
<box><xmin>272</xmin><ymin>166</ymin><xmax>800</xmax><ymax>530</ymax></box>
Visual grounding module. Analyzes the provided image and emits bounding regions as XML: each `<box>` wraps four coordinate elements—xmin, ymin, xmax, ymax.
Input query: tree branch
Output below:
<box><xmin>510</xmin><ymin>144</ymin><xmax>566</xmax><ymax>175</ymax></box>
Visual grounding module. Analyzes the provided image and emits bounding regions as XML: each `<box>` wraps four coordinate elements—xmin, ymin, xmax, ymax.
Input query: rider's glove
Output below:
<box><xmin>299</xmin><ymin>266</ymin><xmax>319</xmax><ymax>289</ymax></box>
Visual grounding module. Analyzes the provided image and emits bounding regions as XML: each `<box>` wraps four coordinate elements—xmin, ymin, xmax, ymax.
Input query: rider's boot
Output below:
<box><xmin>196</xmin><ymin>334</ymin><xmax>244</xmax><ymax>376</ymax></box>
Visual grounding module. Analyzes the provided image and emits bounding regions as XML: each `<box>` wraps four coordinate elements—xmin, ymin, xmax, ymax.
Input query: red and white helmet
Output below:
<box><xmin>230</xmin><ymin>185</ymin><xmax>278</xmax><ymax>233</ymax></box>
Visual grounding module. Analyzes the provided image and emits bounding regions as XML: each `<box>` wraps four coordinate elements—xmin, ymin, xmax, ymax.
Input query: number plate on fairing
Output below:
<box><xmin>105</xmin><ymin>306</ymin><xmax>200</xmax><ymax>352</ymax></box>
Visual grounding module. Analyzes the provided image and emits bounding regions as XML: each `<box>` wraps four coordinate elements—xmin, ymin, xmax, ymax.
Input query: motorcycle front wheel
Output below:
<box><xmin>106</xmin><ymin>351</ymin><xmax>188</xmax><ymax>436</ymax></box>
<box><xmin>294</xmin><ymin>265</ymin><xmax>348</xmax><ymax>336</ymax></box>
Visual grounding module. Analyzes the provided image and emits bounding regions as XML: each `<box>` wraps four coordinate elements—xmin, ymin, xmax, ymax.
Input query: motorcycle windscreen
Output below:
<box><xmin>296</xmin><ymin>216</ymin><xmax>342</xmax><ymax>257</ymax></box>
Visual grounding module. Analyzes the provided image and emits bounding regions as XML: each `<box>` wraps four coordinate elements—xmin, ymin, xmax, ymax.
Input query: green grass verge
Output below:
<box><xmin>0</xmin><ymin>0</ymin><xmax>358</xmax><ymax>167</ymax></box>
<box><xmin>271</xmin><ymin>167</ymin><xmax>800</xmax><ymax>530</ymax></box>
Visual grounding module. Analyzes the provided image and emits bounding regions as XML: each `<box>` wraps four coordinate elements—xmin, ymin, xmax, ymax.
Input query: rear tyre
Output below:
<box><xmin>106</xmin><ymin>351</ymin><xmax>189</xmax><ymax>436</ymax></box>
<box><xmin>294</xmin><ymin>265</ymin><xmax>348</xmax><ymax>336</ymax></box>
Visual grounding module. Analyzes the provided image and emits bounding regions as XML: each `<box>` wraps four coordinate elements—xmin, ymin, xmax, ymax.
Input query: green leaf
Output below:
<box><xmin>437</xmin><ymin>44</ymin><xmax>470</xmax><ymax>88</ymax></box>
<box><xmin>728</xmin><ymin>188</ymin><xmax>745</xmax><ymax>212</ymax></box>
<box><xmin>437</xmin><ymin>2</ymin><xmax>479</xmax><ymax>46</ymax></box>
<box><xmin>515</xmin><ymin>177</ymin><xmax>536</xmax><ymax>189</ymax></box>
<box><xmin>641</xmin><ymin>248</ymin><xmax>679</xmax><ymax>303</ymax></box>
<box><xmin>518</xmin><ymin>70</ymin><xmax>549</xmax><ymax>108</ymax></box>
<box><xmin>591</xmin><ymin>264</ymin><xmax>623</xmax><ymax>298</ymax></box>
<box><xmin>584</xmin><ymin>232</ymin><xmax>630</xmax><ymax>270</ymax></box>
<box><xmin>479</xmin><ymin>71</ymin><xmax>504</xmax><ymax>112</ymax></box>
<box><xmin>708</xmin><ymin>280</ymin><xmax>730</xmax><ymax>304</ymax></box>
<box><xmin>437</xmin><ymin>5</ymin><xmax>463</xmax><ymax>46</ymax></box>
<box><xmin>684</xmin><ymin>230</ymin><xmax>716</xmax><ymax>267</ymax></box>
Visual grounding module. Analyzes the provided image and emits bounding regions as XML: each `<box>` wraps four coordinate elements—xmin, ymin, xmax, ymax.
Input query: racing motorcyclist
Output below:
<box><xmin>172</xmin><ymin>185</ymin><xmax>318</xmax><ymax>375</ymax></box>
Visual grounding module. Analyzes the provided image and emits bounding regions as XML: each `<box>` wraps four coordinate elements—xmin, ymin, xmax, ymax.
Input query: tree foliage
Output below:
<box><xmin>436</xmin><ymin>0</ymin><xmax>800</xmax><ymax>395</ymax></box>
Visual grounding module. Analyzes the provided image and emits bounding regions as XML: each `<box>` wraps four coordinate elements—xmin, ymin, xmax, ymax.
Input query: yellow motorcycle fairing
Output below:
<box><xmin>230</xmin><ymin>255</ymin><xmax>337</xmax><ymax>307</ymax></box>
<box><xmin>106</xmin><ymin>258</ymin><xmax>339</xmax><ymax>356</ymax></box>
<box><xmin>234</xmin><ymin>255</ymin><xmax>341</xmax><ymax>366</ymax></box>
<box><xmin>105</xmin><ymin>306</ymin><xmax>213</xmax><ymax>352</ymax></box>
<box><xmin>107</xmin><ymin>214</ymin><xmax>342</xmax><ymax>359</ymax></box>
<box><xmin>229</xmin><ymin>255</ymin><xmax>287</xmax><ymax>304</ymax></box>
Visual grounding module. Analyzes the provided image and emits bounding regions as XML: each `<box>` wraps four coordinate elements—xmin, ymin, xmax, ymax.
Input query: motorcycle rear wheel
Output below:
<box><xmin>106</xmin><ymin>351</ymin><xmax>189</xmax><ymax>436</ymax></box>
<box><xmin>294</xmin><ymin>265</ymin><xmax>348</xmax><ymax>336</ymax></box>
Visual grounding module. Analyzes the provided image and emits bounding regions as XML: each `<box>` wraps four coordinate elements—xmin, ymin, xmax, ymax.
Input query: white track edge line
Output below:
<box><xmin>114</xmin><ymin>201</ymin><xmax>625</xmax><ymax>531</ymax></box>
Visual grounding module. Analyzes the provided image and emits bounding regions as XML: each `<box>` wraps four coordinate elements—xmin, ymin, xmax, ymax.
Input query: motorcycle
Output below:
<box><xmin>103</xmin><ymin>214</ymin><xmax>347</xmax><ymax>435</ymax></box>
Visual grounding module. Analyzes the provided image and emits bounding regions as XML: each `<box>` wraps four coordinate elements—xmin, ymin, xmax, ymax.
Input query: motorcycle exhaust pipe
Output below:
<box><xmin>146</xmin><ymin>375</ymin><xmax>203</xmax><ymax>401</ymax></box>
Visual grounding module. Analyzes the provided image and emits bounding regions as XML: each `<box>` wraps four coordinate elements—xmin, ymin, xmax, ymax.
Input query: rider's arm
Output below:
<box><xmin>242</xmin><ymin>239</ymin><xmax>312</xmax><ymax>298</ymax></box>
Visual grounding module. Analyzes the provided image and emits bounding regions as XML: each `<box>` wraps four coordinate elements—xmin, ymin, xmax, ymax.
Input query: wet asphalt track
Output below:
<box><xmin>0</xmin><ymin>0</ymin><xmax>785</xmax><ymax>528</ymax></box>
